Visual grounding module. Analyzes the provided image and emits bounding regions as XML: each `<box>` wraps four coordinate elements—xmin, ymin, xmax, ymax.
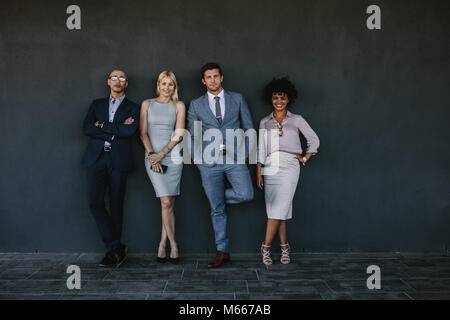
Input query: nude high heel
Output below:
<box><xmin>280</xmin><ymin>243</ymin><xmax>291</xmax><ymax>264</ymax></box>
<box><xmin>260</xmin><ymin>242</ymin><xmax>273</xmax><ymax>266</ymax></box>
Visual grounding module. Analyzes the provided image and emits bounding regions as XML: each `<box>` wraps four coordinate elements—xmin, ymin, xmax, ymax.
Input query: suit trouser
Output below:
<box><xmin>87</xmin><ymin>151</ymin><xmax>127</xmax><ymax>252</ymax></box>
<box><xmin>197</xmin><ymin>163</ymin><xmax>254</xmax><ymax>253</ymax></box>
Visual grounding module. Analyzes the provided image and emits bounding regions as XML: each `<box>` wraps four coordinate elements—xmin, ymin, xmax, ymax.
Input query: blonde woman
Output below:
<box><xmin>140</xmin><ymin>71</ymin><xmax>185</xmax><ymax>263</ymax></box>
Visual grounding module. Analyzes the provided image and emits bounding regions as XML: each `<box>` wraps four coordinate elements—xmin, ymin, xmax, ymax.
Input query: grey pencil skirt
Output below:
<box><xmin>145</xmin><ymin>155</ymin><xmax>183</xmax><ymax>198</ymax></box>
<box><xmin>263</xmin><ymin>151</ymin><xmax>301</xmax><ymax>220</ymax></box>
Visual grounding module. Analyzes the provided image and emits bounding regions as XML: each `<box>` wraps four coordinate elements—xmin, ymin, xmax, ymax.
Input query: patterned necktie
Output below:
<box><xmin>111</xmin><ymin>99</ymin><xmax>116</xmax><ymax>116</ymax></box>
<box><xmin>214</xmin><ymin>96</ymin><xmax>222</xmax><ymax>124</ymax></box>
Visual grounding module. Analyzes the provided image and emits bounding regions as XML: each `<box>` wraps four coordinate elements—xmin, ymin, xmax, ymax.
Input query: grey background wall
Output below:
<box><xmin>0</xmin><ymin>0</ymin><xmax>449</xmax><ymax>253</ymax></box>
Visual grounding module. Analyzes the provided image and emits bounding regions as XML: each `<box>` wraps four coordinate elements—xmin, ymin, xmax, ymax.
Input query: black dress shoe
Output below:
<box><xmin>157</xmin><ymin>256</ymin><xmax>167</xmax><ymax>263</ymax></box>
<box><xmin>169</xmin><ymin>257</ymin><xmax>180</xmax><ymax>264</ymax></box>
<box><xmin>113</xmin><ymin>244</ymin><xmax>128</xmax><ymax>268</ymax></box>
<box><xmin>99</xmin><ymin>251</ymin><xmax>117</xmax><ymax>267</ymax></box>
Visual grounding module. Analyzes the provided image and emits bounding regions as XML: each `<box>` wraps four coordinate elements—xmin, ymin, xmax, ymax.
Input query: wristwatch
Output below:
<box><xmin>97</xmin><ymin>121</ymin><xmax>104</xmax><ymax>128</ymax></box>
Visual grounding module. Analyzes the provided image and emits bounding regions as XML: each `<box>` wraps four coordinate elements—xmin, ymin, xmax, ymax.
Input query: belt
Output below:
<box><xmin>103</xmin><ymin>146</ymin><xmax>112</xmax><ymax>152</ymax></box>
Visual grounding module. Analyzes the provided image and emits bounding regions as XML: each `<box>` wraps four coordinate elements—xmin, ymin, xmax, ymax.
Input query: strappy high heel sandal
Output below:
<box><xmin>260</xmin><ymin>242</ymin><xmax>273</xmax><ymax>266</ymax></box>
<box><xmin>280</xmin><ymin>243</ymin><xmax>291</xmax><ymax>264</ymax></box>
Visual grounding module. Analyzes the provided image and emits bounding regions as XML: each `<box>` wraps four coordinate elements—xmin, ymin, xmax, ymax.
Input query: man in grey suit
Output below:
<box><xmin>187</xmin><ymin>62</ymin><xmax>254</xmax><ymax>268</ymax></box>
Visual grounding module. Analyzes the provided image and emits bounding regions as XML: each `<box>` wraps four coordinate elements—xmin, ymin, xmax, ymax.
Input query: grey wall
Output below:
<box><xmin>0</xmin><ymin>0</ymin><xmax>449</xmax><ymax>253</ymax></box>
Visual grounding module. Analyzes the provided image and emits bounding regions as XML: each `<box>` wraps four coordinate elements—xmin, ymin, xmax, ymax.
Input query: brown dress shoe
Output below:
<box><xmin>207</xmin><ymin>251</ymin><xmax>230</xmax><ymax>268</ymax></box>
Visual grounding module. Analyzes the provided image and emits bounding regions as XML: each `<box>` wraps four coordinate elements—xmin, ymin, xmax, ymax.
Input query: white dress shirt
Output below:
<box><xmin>104</xmin><ymin>94</ymin><xmax>126</xmax><ymax>147</ymax></box>
<box><xmin>206</xmin><ymin>89</ymin><xmax>226</xmax><ymax>150</ymax></box>
<box><xmin>207</xmin><ymin>89</ymin><xmax>225</xmax><ymax>120</ymax></box>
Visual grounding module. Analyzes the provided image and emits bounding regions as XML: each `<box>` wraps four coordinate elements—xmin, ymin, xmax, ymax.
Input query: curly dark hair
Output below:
<box><xmin>263</xmin><ymin>77</ymin><xmax>298</xmax><ymax>105</ymax></box>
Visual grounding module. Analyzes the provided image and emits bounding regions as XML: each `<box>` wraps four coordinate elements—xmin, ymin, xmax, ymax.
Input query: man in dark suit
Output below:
<box><xmin>82</xmin><ymin>69</ymin><xmax>139</xmax><ymax>267</ymax></box>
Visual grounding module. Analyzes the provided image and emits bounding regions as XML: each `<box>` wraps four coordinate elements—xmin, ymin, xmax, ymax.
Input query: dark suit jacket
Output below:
<box><xmin>82</xmin><ymin>97</ymin><xmax>140</xmax><ymax>171</ymax></box>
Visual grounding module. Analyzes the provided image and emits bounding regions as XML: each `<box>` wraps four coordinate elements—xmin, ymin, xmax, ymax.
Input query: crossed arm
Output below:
<box><xmin>98</xmin><ymin>104</ymin><xmax>140</xmax><ymax>137</ymax></box>
<box><xmin>83</xmin><ymin>101</ymin><xmax>139</xmax><ymax>140</ymax></box>
<box><xmin>82</xmin><ymin>101</ymin><xmax>114</xmax><ymax>141</ymax></box>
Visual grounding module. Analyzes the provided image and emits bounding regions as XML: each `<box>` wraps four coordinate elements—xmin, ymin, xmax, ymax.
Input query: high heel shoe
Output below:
<box><xmin>169</xmin><ymin>244</ymin><xmax>180</xmax><ymax>264</ymax></box>
<box><xmin>260</xmin><ymin>242</ymin><xmax>273</xmax><ymax>266</ymax></box>
<box><xmin>157</xmin><ymin>243</ymin><xmax>167</xmax><ymax>263</ymax></box>
<box><xmin>280</xmin><ymin>243</ymin><xmax>291</xmax><ymax>264</ymax></box>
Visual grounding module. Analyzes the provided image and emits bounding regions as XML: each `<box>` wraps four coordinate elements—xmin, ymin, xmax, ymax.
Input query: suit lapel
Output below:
<box><xmin>112</xmin><ymin>97</ymin><xmax>128</xmax><ymax>123</ymax></box>
<box><xmin>223</xmin><ymin>90</ymin><xmax>233</xmax><ymax>125</ymax></box>
<box><xmin>101</xmin><ymin>98</ymin><xmax>110</xmax><ymax>122</ymax></box>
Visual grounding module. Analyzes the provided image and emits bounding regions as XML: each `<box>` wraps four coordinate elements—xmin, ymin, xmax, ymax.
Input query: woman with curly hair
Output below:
<box><xmin>257</xmin><ymin>77</ymin><xmax>320</xmax><ymax>265</ymax></box>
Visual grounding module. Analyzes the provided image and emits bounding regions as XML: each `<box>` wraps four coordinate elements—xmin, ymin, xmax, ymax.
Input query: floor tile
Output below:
<box><xmin>0</xmin><ymin>268</ymin><xmax>40</xmax><ymax>280</ymax></box>
<box><xmin>236</xmin><ymin>293</ymin><xmax>323</xmax><ymax>300</ymax></box>
<box><xmin>164</xmin><ymin>280</ymin><xmax>248</xmax><ymax>294</ymax></box>
<box><xmin>320</xmin><ymin>291</ymin><xmax>411</xmax><ymax>300</ymax></box>
<box><xmin>80</xmin><ymin>280</ymin><xmax>167</xmax><ymax>294</ymax></box>
<box><xmin>325</xmin><ymin>279</ymin><xmax>413</xmax><ymax>293</ymax></box>
<box><xmin>182</xmin><ymin>269</ymin><xmax>258</xmax><ymax>281</ymax></box>
<box><xmin>104</xmin><ymin>269</ymin><xmax>182</xmax><ymax>281</ymax></box>
<box><xmin>0</xmin><ymin>252</ymin><xmax>449</xmax><ymax>300</ymax></box>
<box><xmin>247</xmin><ymin>279</ymin><xmax>331</xmax><ymax>295</ymax></box>
<box><xmin>402</xmin><ymin>279</ymin><xmax>450</xmax><ymax>292</ymax></box>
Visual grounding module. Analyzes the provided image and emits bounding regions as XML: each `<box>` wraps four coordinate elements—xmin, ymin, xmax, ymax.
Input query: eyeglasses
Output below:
<box><xmin>109</xmin><ymin>76</ymin><xmax>127</xmax><ymax>82</ymax></box>
<box><xmin>277</xmin><ymin>122</ymin><xmax>283</xmax><ymax>136</ymax></box>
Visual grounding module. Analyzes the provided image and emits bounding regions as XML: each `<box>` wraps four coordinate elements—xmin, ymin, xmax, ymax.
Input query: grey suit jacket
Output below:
<box><xmin>187</xmin><ymin>90</ymin><xmax>254</xmax><ymax>166</ymax></box>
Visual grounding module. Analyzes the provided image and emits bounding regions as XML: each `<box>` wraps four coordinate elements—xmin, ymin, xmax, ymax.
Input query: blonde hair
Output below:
<box><xmin>156</xmin><ymin>70</ymin><xmax>179</xmax><ymax>103</ymax></box>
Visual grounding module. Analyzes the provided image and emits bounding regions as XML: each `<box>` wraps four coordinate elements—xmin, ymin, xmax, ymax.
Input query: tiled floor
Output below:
<box><xmin>0</xmin><ymin>252</ymin><xmax>449</xmax><ymax>300</ymax></box>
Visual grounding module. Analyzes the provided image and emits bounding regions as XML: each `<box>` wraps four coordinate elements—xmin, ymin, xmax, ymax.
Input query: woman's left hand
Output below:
<box><xmin>151</xmin><ymin>162</ymin><xmax>163</xmax><ymax>173</ymax></box>
<box><xmin>149</xmin><ymin>152</ymin><xmax>165</xmax><ymax>165</ymax></box>
<box><xmin>293</xmin><ymin>153</ymin><xmax>306</xmax><ymax>165</ymax></box>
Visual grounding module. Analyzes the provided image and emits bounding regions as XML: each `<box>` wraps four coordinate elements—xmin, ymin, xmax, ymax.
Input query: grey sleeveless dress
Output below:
<box><xmin>144</xmin><ymin>99</ymin><xmax>183</xmax><ymax>197</ymax></box>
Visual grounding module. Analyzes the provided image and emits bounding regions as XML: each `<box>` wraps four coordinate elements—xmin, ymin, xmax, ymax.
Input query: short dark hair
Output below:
<box><xmin>263</xmin><ymin>77</ymin><xmax>298</xmax><ymax>105</ymax></box>
<box><xmin>201</xmin><ymin>62</ymin><xmax>222</xmax><ymax>78</ymax></box>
